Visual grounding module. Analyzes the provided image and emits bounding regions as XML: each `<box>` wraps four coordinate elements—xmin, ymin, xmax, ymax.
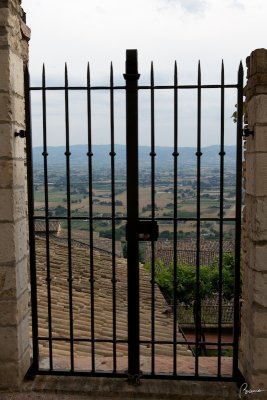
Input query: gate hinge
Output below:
<box><xmin>15</xmin><ymin>130</ymin><xmax>26</xmax><ymax>138</ymax></box>
<box><xmin>242</xmin><ymin>126</ymin><xmax>254</xmax><ymax>138</ymax></box>
<box><xmin>127</xmin><ymin>372</ymin><xmax>142</xmax><ymax>386</ymax></box>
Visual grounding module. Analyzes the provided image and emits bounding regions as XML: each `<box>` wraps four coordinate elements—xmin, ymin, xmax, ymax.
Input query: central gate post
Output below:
<box><xmin>124</xmin><ymin>49</ymin><xmax>141</xmax><ymax>380</ymax></box>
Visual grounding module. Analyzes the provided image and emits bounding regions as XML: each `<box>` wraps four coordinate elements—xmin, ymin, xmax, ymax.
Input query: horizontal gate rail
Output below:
<box><xmin>26</xmin><ymin>50</ymin><xmax>243</xmax><ymax>382</ymax></box>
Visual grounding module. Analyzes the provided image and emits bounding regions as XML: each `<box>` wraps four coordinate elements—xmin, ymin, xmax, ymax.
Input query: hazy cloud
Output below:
<box><xmin>162</xmin><ymin>0</ymin><xmax>208</xmax><ymax>14</ymax></box>
<box><xmin>229</xmin><ymin>0</ymin><xmax>245</xmax><ymax>9</ymax></box>
<box><xmin>23</xmin><ymin>0</ymin><xmax>266</xmax><ymax>146</ymax></box>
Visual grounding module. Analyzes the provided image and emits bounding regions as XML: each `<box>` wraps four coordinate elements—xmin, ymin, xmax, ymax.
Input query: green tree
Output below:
<box><xmin>145</xmin><ymin>254</ymin><xmax>236</xmax><ymax>305</ymax></box>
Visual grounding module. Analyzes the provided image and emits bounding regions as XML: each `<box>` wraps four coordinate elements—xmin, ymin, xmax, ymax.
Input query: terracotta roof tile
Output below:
<box><xmin>34</xmin><ymin>236</ymin><xmax>191</xmax><ymax>366</ymax></box>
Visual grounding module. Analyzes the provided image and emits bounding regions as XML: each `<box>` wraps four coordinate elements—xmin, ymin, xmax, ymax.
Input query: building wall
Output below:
<box><xmin>240</xmin><ymin>48</ymin><xmax>267</xmax><ymax>390</ymax></box>
<box><xmin>0</xmin><ymin>0</ymin><xmax>30</xmax><ymax>389</ymax></box>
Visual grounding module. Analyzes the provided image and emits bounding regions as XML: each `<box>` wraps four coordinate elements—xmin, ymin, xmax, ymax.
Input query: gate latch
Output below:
<box><xmin>126</xmin><ymin>221</ymin><xmax>159</xmax><ymax>241</ymax></box>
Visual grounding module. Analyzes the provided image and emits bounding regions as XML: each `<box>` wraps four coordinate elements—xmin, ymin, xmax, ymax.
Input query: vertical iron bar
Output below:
<box><xmin>233</xmin><ymin>62</ymin><xmax>243</xmax><ymax>378</ymax></box>
<box><xmin>87</xmin><ymin>63</ymin><xmax>95</xmax><ymax>372</ymax></box>
<box><xmin>218</xmin><ymin>61</ymin><xmax>225</xmax><ymax>376</ymax></box>
<box><xmin>195</xmin><ymin>61</ymin><xmax>202</xmax><ymax>376</ymax></box>
<box><xmin>124</xmin><ymin>49</ymin><xmax>140</xmax><ymax>377</ymax></box>
<box><xmin>173</xmin><ymin>61</ymin><xmax>178</xmax><ymax>375</ymax></box>
<box><xmin>42</xmin><ymin>64</ymin><xmax>53</xmax><ymax>370</ymax></box>
<box><xmin>65</xmin><ymin>63</ymin><xmax>74</xmax><ymax>371</ymax></box>
<box><xmin>110</xmin><ymin>63</ymin><xmax>117</xmax><ymax>372</ymax></box>
<box><xmin>150</xmin><ymin>62</ymin><xmax>156</xmax><ymax>375</ymax></box>
<box><xmin>25</xmin><ymin>65</ymin><xmax>39</xmax><ymax>373</ymax></box>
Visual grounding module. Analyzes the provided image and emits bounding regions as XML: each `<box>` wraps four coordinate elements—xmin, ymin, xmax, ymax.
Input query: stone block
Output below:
<box><xmin>246</xmin><ymin>197</ymin><xmax>267</xmax><ymax>241</ymax></box>
<box><xmin>15</xmin><ymin>257</ymin><xmax>28</xmax><ymax>298</ymax></box>
<box><xmin>0</xmin><ymin>187</ymin><xmax>26</xmax><ymax>222</ymax></box>
<box><xmin>0</xmin><ymin>316</ymin><xmax>29</xmax><ymax>363</ymax></box>
<box><xmin>0</xmin><ymin>325</ymin><xmax>19</xmax><ymax>361</ymax></box>
<box><xmin>0</xmin><ymin>90</ymin><xmax>24</xmax><ymax>126</ymax></box>
<box><xmin>17</xmin><ymin>313</ymin><xmax>30</xmax><ymax>357</ymax></box>
<box><xmin>0</xmin><ymin>289</ymin><xmax>28</xmax><ymax>326</ymax></box>
<box><xmin>14</xmin><ymin>187</ymin><xmax>26</xmax><ymax>219</ymax></box>
<box><xmin>0</xmin><ymin>7</ymin><xmax>9</xmax><ymax>23</ymax></box>
<box><xmin>0</xmin><ymin>264</ymin><xmax>16</xmax><ymax>299</ymax></box>
<box><xmin>0</xmin><ymin>28</ymin><xmax>9</xmax><ymax>47</ymax></box>
<box><xmin>12</xmin><ymin>95</ymin><xmax>25</xmax><ymax>124</ymax></box>
<box><xmin>0</xmin><ymin>158</ymin><xmax>26</xmax><ymax>188</ymax></box>
<box><xmin>0</xmin><ymin>363</ymin><xmax>20</xmax><ymax>389</ymax></box>
<box><xmin>254</xmin><ymin>272</ymin><xmax>267</xmax><ymax>308</ymax></box>
<box><xmin>0</xmin><ymin>92</ymin><xmax>11</xmax><ymax>122</ymax></box>
<box><xmin>252</xmin><ymin>307</ymin><xmax>267</xmax><ymax>337</ymax></box>
<box><xmin>0</xmin><ymin>349</ymin><xmax>30</xmax><ymax>389</ymax></box>
<box><xmin>0</xmin><ymin>223</ymin><xmax>15</xmax><ymax>263</ymax></box>
<box><xmin>246</xmin><ymin>126</ymin><xmax>267</xmax><ymax>153</ymax></box>
<box><xmin>247</xmin><ymin>95</ymin><xmax>267</xmax><ymax>126</ymax></box>
<box><xmin>0</xmin><ymin>219</ymin><xmax>26</xmax><ymax>264</ymax></box>
<box><xmin>254</xmin><ymin>245</ymin><xmax>267</xmax><ymax>272</ymax></box>
<box><xmin>243</xmin><ymin>249</ymin><xmax>256</xmax><ymax>287</ymax></box>
<box><xmin>0</xmin><ymin>48</ymin><xmax>10</xmax><ymax>92</ymax></box>
<box><xmin>0</xmin><ymin>298</ymin><xmax>17</xmax><ymax>325</ymax></box>
<box><xmin>246</xmin><ymin>152</ymin><xmax>267</xmax><ymax>196</ymax></box>
<box><xmin>0</xmin><ymin>188</ymin><xmax>13</xmax><ymax>221</ymax></box>
<box><xmin>10</xmin><ymin>50</ymin><xmax>24</xmax><ymax>96</ymax></box>
<box><xmin>0</xmin><ymin>159</ymin><xmax>13</xmax><ymax>188</ymax></box>
<box><xmin>240</xmin><ymin>309</ymin><xmax>252</xmax><ymax>348</ymax></box>
<box><xmin>0</xmin><ymin>122</ymin><xmax>13</xmax><ymax>157</ymax></box>
<box><xmin>252</xmin><ymin>337</ymin><xmax>267</xmax><ymax>370</ymax></box>
<box><xmin>249</xmin><ymin>49</ymin><xmax>267</xmax><ymax>76</ymax></box>
<box><xmin>14</xmin><ymin>217</ymin><xmax>27</xmax><ymax>262</ymax></box>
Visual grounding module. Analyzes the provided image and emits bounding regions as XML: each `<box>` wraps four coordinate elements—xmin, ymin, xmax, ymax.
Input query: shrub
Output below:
<box><xmin>144</xmin><ymin>254</ymin><xmax>236</xmax><ymax>305</ymax></box>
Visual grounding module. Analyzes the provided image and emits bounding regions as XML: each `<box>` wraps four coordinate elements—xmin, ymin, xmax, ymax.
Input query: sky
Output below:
<box><xmin>22</xmin><ymin>0</ymin><xmax>266</xmax><ymax>148</ymax></box>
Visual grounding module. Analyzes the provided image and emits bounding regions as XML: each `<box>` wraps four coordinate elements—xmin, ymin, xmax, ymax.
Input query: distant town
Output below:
<box><xmin>32</xmin><ymin>144</ymin><xmax>238</xmax><ymax>255</ymax></box>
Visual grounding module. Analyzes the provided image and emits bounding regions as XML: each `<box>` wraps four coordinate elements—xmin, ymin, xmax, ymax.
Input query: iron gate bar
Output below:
<box><xmin>29</xmin><ymin>84</ymin><xmax>239</xmax><ymax>91</ymax></box>
<box><xmin>233</xmin><ymin>62</ymin><xmax>244</xmax><ymax>378</ymax></box>
<box><xmin>36</xmin><ymin>335</ymin><xmax>234</xmax><ymax>346</ymax></box>
<box><xmin>139</xmin><ymin>85</ymin><xmax>239</xmax><ymax>89</ymax></box>
<box><xmin>42</xmin><ymin>64</ymin><xmax>53</xmax><ymax>370</ymax></box>
<box><xmin>86</xmin><ymin>62</ymin><xmax>96</xmax><ymax>372</ymax></box>
<box><xmin>110</xmin><ymin>62</ymin><xmax>117</xmax><ymax>372</ymax></box>
<box><xmin>195</xmin><ymin>61</ymin><xmax>202</xmax><ymax>376</ymax></box>
<box><xmin>33</xmin><ymin>369</ymin><xmax>235</xmax><ymax>381</ymax></box>
<box><xmin>218</xmin><ymin>60</ymin><xmax>225</xmax><ymax>377</ymax></box>
<box><xmin>33</xmin><ymin>215</ymin><xmax>237</xmax><ymax>221</ymax></box>
<box><xmin>64</xmin><ymin>63</ymin><xmax>75</xmax><ymax>371</ymax></box>
<box><xmin>124</xmin><ymin>49</ymin><xmax>141</xmax><ymax>378</ymax></box>
<box><xmin>25</xmin><ymin>65</ymin><xmax>39</xmax><ymax>374</ymax></box>
<box><xmin>150</xmin><ymin>61</ymin><xmax>156</xmax><ymax>374</ymax></box>
<box><xmin>172</xmin><ymin>61</ymin><xmax>178</xmax><ymax>375</ymax></box>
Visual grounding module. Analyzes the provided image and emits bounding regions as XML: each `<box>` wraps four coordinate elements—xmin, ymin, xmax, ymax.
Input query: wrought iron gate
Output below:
<box><xmin>25</xmin><ymin>50</ymin><xmax>243</xmax><ymax>381</ymax></box>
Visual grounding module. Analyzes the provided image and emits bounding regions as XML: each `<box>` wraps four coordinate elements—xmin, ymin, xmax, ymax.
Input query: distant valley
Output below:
<box><xmin>33</xmin><ymin>144</ymin><xmax>237</xmax><ymax>171</ymax></box>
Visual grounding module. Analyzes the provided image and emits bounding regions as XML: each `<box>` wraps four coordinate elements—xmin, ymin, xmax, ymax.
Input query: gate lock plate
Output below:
<box><xmin>126</xmin><ymin>221</ymin><xmax>159</xmax><ymax>241</ymax></box>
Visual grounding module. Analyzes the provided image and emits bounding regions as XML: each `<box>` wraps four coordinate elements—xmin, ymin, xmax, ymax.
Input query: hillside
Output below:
<box><xmin>33</xmin><ymin>144</ymin><xmax>237</xmax><ymax>170</ymax></box>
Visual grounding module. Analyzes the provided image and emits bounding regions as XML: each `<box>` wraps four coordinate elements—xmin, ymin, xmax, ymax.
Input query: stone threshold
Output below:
<box><xmin>0</xmin><ymin>376</ymin><xmax>240</xmax><ymax>400</ymax></box>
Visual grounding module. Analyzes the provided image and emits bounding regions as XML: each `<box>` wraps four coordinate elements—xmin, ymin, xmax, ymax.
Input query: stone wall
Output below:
<box><xmin>0</xmin><ymin>0</ymin><xmax>30</xmax><ymax>389</ymax></box>
<box><xmin>240</xmin><ymin>48</ymin><xmax>267</xmax><ymax>390</ymax></box>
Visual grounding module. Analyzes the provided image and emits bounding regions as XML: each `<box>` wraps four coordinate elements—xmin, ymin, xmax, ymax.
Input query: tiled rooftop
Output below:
<box><xmin>34</xmin><ymin>236</ymin><xmax>191</xmax><ymax>371</ymax></box>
